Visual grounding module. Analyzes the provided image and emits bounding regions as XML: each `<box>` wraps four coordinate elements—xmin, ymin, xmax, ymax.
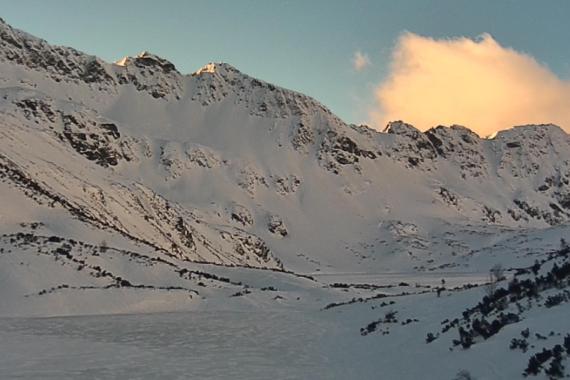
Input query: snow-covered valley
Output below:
<box><xmin>1</xmin><ymin>17</ymin><xmax>570</xmax><ymax>379</ymax></box>
<box><xmin>3</xmin><ymin>251</ymin><xmax>570</xmax><ymax>380</ymax></box>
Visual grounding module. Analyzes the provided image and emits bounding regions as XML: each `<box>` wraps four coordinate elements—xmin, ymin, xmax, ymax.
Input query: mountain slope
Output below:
<box><xmin>1</xmin><ymin>18</ymin><xmax>570</xmax><ymax>317</ymax></box>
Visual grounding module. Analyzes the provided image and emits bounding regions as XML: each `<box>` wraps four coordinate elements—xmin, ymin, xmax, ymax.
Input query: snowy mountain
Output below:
<box><xmin>1</xmin><ymin>16</ymin><xmax>570</xmax><ymax>302</ymax></box>
<box><xmin>1</xmin><ymin>19</ymin><xmax>570</xmax><ymax>379</ymax></box>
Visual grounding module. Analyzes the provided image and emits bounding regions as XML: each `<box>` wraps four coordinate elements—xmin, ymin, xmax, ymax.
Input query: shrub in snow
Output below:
<box><xmin>426</xmin><ymin>332</ymin><xmax>438</xmax><ymax>344</ymax></box>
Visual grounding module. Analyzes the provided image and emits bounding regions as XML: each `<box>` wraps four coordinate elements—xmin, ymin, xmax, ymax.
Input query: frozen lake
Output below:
<box><xmin>0</xmin><ymin>272</ymin><xmax>509</xmax><ymax>380</ymax></box>
<box><xmin>0</xmin><ymin>311</ymin><xmax>354</xmax><ymax>380</ymax></box>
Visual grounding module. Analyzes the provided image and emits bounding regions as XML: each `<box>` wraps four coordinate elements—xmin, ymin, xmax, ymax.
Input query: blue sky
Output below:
<box><xmin>1</xmin><ymin>0</ymin><xmax>569</xmax><ymax>124</ymax></box>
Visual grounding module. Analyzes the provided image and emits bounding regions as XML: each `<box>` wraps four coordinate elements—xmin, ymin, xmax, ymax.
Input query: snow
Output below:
<box><xmin>0</xmin><ymin>18</ymin><xmax>569</xmax><ymax>379</ymax></box>
<box><xmin>0</xmin><ymin>311</ymin><xmax>337</xmax><ymax>379</ymax></box>
<box><xmin>1</xmin><ymin>277</ymin><xmax>569</xmax><ymax>380</ymax></box>
<box><xmin>115</xmin><ymin>56</ymin><xmax>130</xmax><ymax>67</ymax></box>
<box><xmin>194</xmin><ymin>62</ymin><xmax>218</xmax><ymax>75</ymax></box>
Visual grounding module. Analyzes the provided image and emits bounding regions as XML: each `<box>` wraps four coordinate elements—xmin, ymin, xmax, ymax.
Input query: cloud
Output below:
<box><xmin>370</xmin><ymin>33</ymin><xmax>570</xmax><ymax>136</ymax></box>
<box><xmin>353</xmin><ymin>51</ymin><xmax>371</xmax><ymax>72</ymax></box>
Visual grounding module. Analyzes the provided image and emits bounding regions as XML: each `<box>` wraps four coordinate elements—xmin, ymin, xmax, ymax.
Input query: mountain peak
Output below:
<box><xmin>114</xmin><ymin>51</ymin><xmax>177</xmax><ymax>74</ymax></box>
<box><xmin>0</xmin><ymin>17</ymin><xmax>13</xmax><ymax>32</ymax></box>
<box><xmin>115</xmin><ymin>56</ymin><xmax>130</xmax><ymax>67</ymax></box>
<box><xmin>192</xmin><ymin>62</ymin><xmax>240</xmax><ymax>76</ymax></box>
<box><xmin>383</xmin><ymin>120</ymin><xmax>421</xmax><ymax>136</ymax></box>
<box><xmin>490</xmin><ymin>123</ymin><xmax>566</xmax><ymax>141</ymax></box>
<box><xmin>193</xmin><ymin>62</ymin><xmax>217</xmax><ymax>75</ymax></box>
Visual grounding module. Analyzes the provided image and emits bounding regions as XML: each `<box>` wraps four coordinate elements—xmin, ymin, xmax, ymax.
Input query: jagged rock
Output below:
<box><xmin>292</xmin><ymin>120</ymin><xmax>315</xmax><ymax>151</ymax></box>
<box><xmin>272</xmin><ymin>175</ymin><xmax>301</xmax><ymax>195</ymax></box>
<box><xmin>219</xmin><ymin>230</ymin><xmax>280</xmax><ymax>267</ymax></box>
<box><xmin>115</xmin><ymin>51</ymin><xmax>182</xmax><ymax>99</ymax></box>
<box><xmin>62</xmin><ymin>117</ymin><xmax>124</xmax><ymax>167</ymax></box>
<box><xmin>383</xmin><ymin>121</ymin><xmax>438</xmax><ymax>169</ymax></box>
<box><xmin>267</xmin><ymin>214</ymin><xmax>288</xmax><ymax>237</ymax></box>
<box><xmin>236</xmin><ymin>165</ymin><xmax>268</xmax><ymax>195</ymax></box>
<box><xmin>438</xmin><ymin>187</ymin><xmax>459</xmax><ymax>207</ymax></box>
<box><xmin>184</xmin><ymin>143</ymin><xmax>223</xmax><ymax>168</ymax></box>
<box><xmin>318</xmin><ymin>129</ymin><xmax>377</xmax><ymax>173</ymax></box>
<box><xmin>229</xmin><ymin>203</ymin><xmax>254</xmax><ymax>227</ymax></box>
<box><xmin>425</xmin><ymin>125</ymin><xmax>487</xmax><ymax>178</ymax></box>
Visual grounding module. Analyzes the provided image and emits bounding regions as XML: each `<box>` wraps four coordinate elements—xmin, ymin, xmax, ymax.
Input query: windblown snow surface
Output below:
<box><xmin>1</xmin><ymin>18</ymin><xmax>570</xmax><ymax>379</ymax></box>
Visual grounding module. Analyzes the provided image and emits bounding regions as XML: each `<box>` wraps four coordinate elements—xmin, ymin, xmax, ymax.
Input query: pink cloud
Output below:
<box><xmin>370</xmin><ymin>33</ymin><xmax>570</xmax><ymax>136</ymax></box>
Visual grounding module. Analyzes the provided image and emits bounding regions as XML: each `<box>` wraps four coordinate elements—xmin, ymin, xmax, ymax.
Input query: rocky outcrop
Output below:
<box><xmin>267</xmin><ymin>214</ymin><xmax>288</xmax><ymax>237</ymax></box>
<box><xmin>228</xmin><ymin>203</ymin><xmax>254</xmax><ymax>227</ymax></box>
<box><xmin>115</xmin><ymin>51</ymin><xmax>182</xmax><ymax>99</ymax></box>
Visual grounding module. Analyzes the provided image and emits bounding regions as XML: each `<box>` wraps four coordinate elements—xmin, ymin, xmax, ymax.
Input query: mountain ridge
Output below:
<box><xmin>0</xmin><ymin>17</ymin><xmax>564</xmax><ymax>137</ymax></box>
<box><xmin>1</xmin><ymin>19</ymin><xmax>570</xmax><ymax>317</ymax></box>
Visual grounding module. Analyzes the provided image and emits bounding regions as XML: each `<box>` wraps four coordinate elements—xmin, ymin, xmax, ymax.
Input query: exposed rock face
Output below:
<box><xmin>220</xmin><ymin>229</ymin><xmax>278</xmax><ymax>267</ymax></box>
<box><xmin>425</xmin><ymin>125</ymin><xmax>488</xmax><ymax>178</ymax></box>
<box><xmin>115</xmin><ymin>51</ymin><xmax>182</xmax><ymax>99</ymax></box>
<box><xmin>6</xmin><ymin>91</ymin><xmax>132</xmax><ymax>167</ymax></box>
<box><xmin>61</xmin><ymin>117</ymin><xmax>125</xmax><ymax>167</ymax></box>
<box><xmin>236</xmin><ymin>165</ymin><xmax>268</xmax><ymax>196</ymax></box>
<box><xmin>159</xmin><ymin>142</ymin><xmax>225</xmax><ymax>179</ymax></box>
<box><xmin>191</xmin><ymin>62</ymin><xmax>341</xmax><ymax>120</ymax></box>
<box><xmin>229</xmin><ymin>203</ymin><xmax>254</xmax><ymax>227</ymax></box>
<box><xmin>272</xmin><ymin>175</ymin><xmax>301</xmax><ymax>196</ymax></box>
<box><xmin>318</xmin><ymin>130</ymin><xmax>378</xmax><ymax>173</ymax></box>
<box><xmin>0</xmin><ymin>20</ymin><xmax>181</xmax><ymax>99</ymax></box>
<box><xmin>184</xmin><ymin>144</ymin><xmax>223</xmax><ymax>169</ymax></box>
<box><xmin>0</xmin><ymin>19</ymin><xmax>114</xmax><ymax>86</ymax></box>
<box><xmin>267</xmin><ymin>215</ymin><xmax>288</xmax><ymax>237</ymax></box>
<box><xmin>383</xmin><ymin>121</ymin><xmax>438</xmax><ymax>169</ymax></box>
